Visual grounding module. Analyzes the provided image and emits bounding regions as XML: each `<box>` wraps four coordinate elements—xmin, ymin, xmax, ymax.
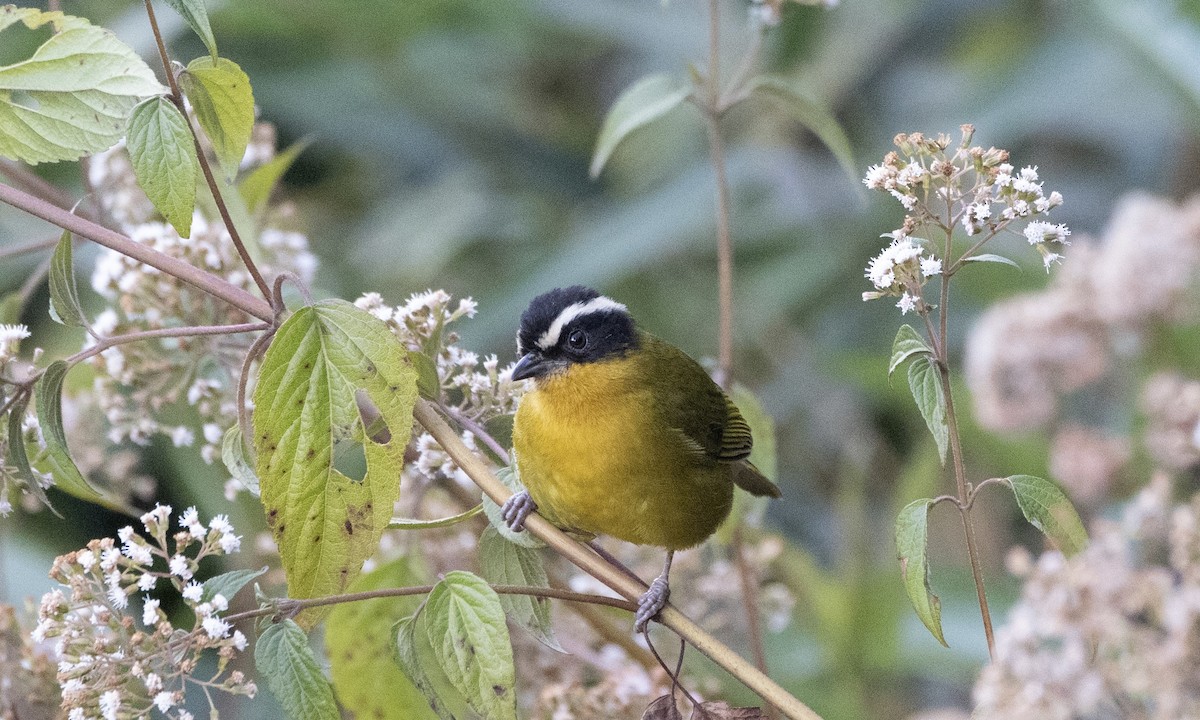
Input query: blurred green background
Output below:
<box><xmin>3</xmin><ymin>0</ymin><xmax>1200</xmax><ymax>717</ymax></box>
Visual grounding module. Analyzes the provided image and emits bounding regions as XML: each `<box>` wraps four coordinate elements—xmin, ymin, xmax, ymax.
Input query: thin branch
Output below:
<box><xmin>733</xmin><ymin>525</ymin><xmax>778</xmax><ymax>720</ymax></box>
<box><xmin>64</xmin><ymin>322</ymin><xmax>269</xmax><ymax>367</ymax></box>
<box><xmin>440</xmin><ymin>404</ymin><xmax>511</xmax><ymax>465</ymax></box>
<box><xmin>223</xmin><ymin>583</ymin><xmax>636</xmax><ymax>625</ymax></box>
<box><xmin>703</xmin><ymin>0</ymin><xmax>736</xmax><ymax>390</ymax></box>
<box><xmin>0</xmin><ymin>182</ymin><xmax>273</xmax><ymax>322</ymax></box>
<box><xmin>0</xmin><ymin>159</ymin><xmax>76</xmax><ymax>211</ymax></box>
<box><xmin>412</xmin><ymin>400</ymin><xmax>825</xmax><ymax>720</ymax></box>
<box><xmin>0</xmin><ymin>235</ymin><xmax>60</xmax><ymax>261</ymax></box>
<box><xmin>142</xmin><ymin>0</ymin><xmax>273</xmax><ymax>301</ymax></box>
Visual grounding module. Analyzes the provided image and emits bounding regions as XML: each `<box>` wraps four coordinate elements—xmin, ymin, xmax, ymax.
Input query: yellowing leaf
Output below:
<box><xmin>0</xmin><ymin>7</ymin><xmax>164</xmax><ymax>164</ymax></box>
<box><xmin>895</xmin><ymin>498</ymin><xmax>947</xmax><ymax>647</ymax></box>
<box><xmin>180</xmin><ymin>56</ymin><xmax>255</xmax><ymax>178</ymax></box>
<box><xmin>253</xmin><ymin>300</ymin><xmax>417</xmax><ymax>626</ymax></box>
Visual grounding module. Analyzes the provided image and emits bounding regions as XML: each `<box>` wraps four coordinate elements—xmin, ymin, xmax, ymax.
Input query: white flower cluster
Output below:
<box><xmin>84</xmin><ymin>122</ymin><xmax>317</xmax><ymax>464</ymax></box>
<box><xmin>32</xmin><ymin>504</ymin><xmax>254</xmax><ymax>720</ymax></box>
<box><xmin>354</xmin><ymin>290</ymin><xmax>527</xmax><ymax>486</ymax></box>
<box><xmin>974</xmin><ymin>476</ymin><xmax>1200</xmax><ymax>719</ymax></box>
<box><xmin>862</xmin><ymin>126</ymin><xmax>1069</xmax><ymax>313</ymax></box>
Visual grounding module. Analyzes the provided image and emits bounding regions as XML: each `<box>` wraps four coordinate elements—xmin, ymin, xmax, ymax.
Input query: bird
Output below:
<box><xmin>499</xmin><ymin>286</ymin><xmax>781</xmax><ymax>632</ymax></box>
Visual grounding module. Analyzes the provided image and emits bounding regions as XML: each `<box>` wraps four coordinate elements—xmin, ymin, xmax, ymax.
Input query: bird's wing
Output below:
<box><xmin>644</xmin><ymin>333</ymin><xmax>752</xmax><ymax>464</ymax></box>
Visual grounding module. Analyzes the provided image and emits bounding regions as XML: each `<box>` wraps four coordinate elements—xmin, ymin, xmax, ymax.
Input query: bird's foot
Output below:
<box><xmin>635</xmin><ymin>575</ymin><xmax>671</xmax><ymax>633</ymax></box>
<box><xmin>500</xmin><ymin>491</ymin><xmax>537</xmax><ymax>532</ymax></box>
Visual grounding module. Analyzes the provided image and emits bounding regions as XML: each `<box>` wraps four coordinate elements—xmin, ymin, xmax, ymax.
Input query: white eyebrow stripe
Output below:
<box><xmin>536</xmin><ymin>296</ymin><xmax>627</xmax><ymax>350</ymax></box>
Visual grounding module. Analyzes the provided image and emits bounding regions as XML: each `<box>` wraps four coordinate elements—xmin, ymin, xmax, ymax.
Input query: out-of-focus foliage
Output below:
<box><xmin>3</xmin><ymin>1</ymin><xmax>1200</xmax><ymax>718</ymax></box>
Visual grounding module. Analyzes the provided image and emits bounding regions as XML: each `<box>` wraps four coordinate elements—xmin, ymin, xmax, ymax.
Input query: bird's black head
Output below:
<box><xmin>512</xmin><ymin>286</ymin><xmax>639</xmax><ymax>381</ymax></box>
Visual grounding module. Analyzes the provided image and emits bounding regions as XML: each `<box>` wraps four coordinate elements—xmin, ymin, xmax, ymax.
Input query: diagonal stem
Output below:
<box><xmin>143</xmin><ymin>0</ymin><xmax>273</xmax><ymax>301</ymax></box>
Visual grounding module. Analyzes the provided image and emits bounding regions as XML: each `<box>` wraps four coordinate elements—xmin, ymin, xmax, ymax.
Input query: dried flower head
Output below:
<box><xmin>974</xmin><ymin>475</ymin><xmax>1200</xmax><ymax>719</ymax></box>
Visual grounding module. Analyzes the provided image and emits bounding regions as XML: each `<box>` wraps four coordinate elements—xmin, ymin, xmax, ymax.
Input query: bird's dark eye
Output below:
<box><xmin>567</xmin><ymin>329</ymin><xmax>588</xmax><ymax>351</ymax></box>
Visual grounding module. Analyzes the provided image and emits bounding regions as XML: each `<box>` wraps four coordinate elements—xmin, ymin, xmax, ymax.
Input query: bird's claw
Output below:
<box><xmin>500</xmin><ymin>491</ymin><xmax>537</xmax><ymax>532</ymax></box>
<box><xmin>635</xmin><ymin>575</ymin><xmax>671</xmax><ymax>633</ymax></box>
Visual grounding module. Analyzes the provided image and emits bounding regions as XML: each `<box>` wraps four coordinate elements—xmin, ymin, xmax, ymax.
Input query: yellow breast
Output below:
<box><xmin>512</xmin><ymin>357</ymin><xmax>733</xmax><ymax>550</ymax></box>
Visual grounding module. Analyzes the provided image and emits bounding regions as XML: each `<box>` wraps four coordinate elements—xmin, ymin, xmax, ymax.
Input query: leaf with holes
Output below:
<box><xmin>48</xmin><ymin>231</ymin><xmax>87</xmax><ymax>328</ymax></box>
<box><xmin>179</xmin><ymin>56</ymin><xmax>255</xmax><ymax>178</ymax></box>
<box><xmin>1004</xmin><ymin>475</ymin><xmax>1088</xmax><ymax>555</ymax></box>
<box><xmin>253</xmin><ymin>300</ymin><xmax>417</xmax><ymax>627</ymax></box>
<box><xmin>126</xmin><ymin>97</ymin><xmax>198</xmax><ymax>238</ymax></box>
<box><xmin>590</xmin><ymin>73</ymin><xmax>690</xmax><ymax>178</ymax></box>
<box><xmin>907</xmin><ymin>356</ymin><xmax>948</xmax><ymax>465</ymax></box>
<box><xmin>0</xmin><ymin>8</ymin><xmax>164</xmax><ymax>164</ymax></box>
<box><xmin>254</xmin><ymin>620</ymin><xmax>339</xmax><ymax>720</ymax></box>
<box><xmin>422</xmin><ymin>571</ymin><xmax>517</xmax><ymax>720</ymax></box>
<box><xmin>328</xmin><ymin>557</ymin><xmax>438</xmax><ymax>720</ymax></box>
<box><xmin>478</xmin><ymin>526</ymin><xmax>563</xmax><ymax>652</ymax></box>
<box><xmin>895</xmin><ymin>498</ymin><xmax>947</xmax><ymax>647</ymax></box>
<box><xmin>889</xmin><ymin>324</ymin><xmax>931</xmax><ymax>378</ymax></box>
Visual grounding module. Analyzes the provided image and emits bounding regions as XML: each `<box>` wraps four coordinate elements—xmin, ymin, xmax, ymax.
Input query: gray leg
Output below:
<box><xmin>635</xmin><ymin>551</ymin><xmax>674</xmax><ymax>632</ymax></box>
<box><xmin>500</xmin><ymin>490</ymin><xmax>537</xmax><ymax>532</ymax></box>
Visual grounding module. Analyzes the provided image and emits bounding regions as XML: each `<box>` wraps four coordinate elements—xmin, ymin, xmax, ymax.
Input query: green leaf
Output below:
<box><xmin>409</xmin><ymin>350</ymin><xmax>440</xmax><ymax>401</ymax></box>
<box><xmin>222</xmin><ymin>424</ymin><xmax>260</xmax><ymax>497</ymax></box>
<box><xmin>392</xmin><ymin>614</ymin><xmax>470</xmax><ymax>720</ymax></box>
<box><xmin>126</xmin><ymin>97</ymin><xmax>198</xmax><ymax>238</ymax></box>
<box><xmin>589</xmin><ymin>73</ymin><xmax>690</xmax><ymax>178</ymax></box>
<box><xmin>907</xmin><ymin>356</ymin><xmax>948</xmax><ymax>465</ymax></box>
<box><xmin>48</xmin><ymin>231</ymin><xmax>87</xmax><ymax>328</ymax></box>
<box><xmin>422</xmin><ymin>571</ymin><xmax>518</xmax><ymax>720</ymax></box>
<box><xmin>254</xmin><ymin>620</ymin><xmax>339</xmax><ymax>720</ymax></box>
<box><xmin>481</xmin><ymin>465</ymin><xmax>545</xmax><ymax>549</ymax></box>
<box><xmin>0</xmin><ymin>8</ymin><xmax>165</xmax><ymax>164</ymax></box>
<box><xmin>963</xmin><ymin>253</ymin><xmax>1021</xmax><ymax>269</ymax></box>
<box><xmin>160</xmin><ymin>0</ymin><xmax>218</xmax><ymax>60</ymax></box>
<box><xmin>748</xmin><ymin>75</ymin><xmax>856</xmax><ymax>182</ymax></box>
<box><xmin>328</xmin><ymin>557</ymin><xmax>438</xmax><ymax>720</ymax></box>
<box><xmin>0</xmin><ymin>292</ymin><xmax>22</xmax><ymax>325</ymax></box>
<box><xmin>201</xmin><ymin>567</ymin><xmax>267</xmax><ymax>605</ymax></box>
<box><xmin>478</xmin><ymin>526</ymin><xmax>563</xmax><ymax>652</ymax></box>
<box><xmin>6</xmin><ymin>393</ymin><xmax>58</xmax><ymax>517</ymax></box>
<box><xmin>1004</xmin><ymin>475</ymin><xmax>1088</xmax><ymax>556</ymax></box>
<box><xmin>179</xmin><ymin>56</ymin><xmax>255</xmax><ymax>178</ymax></box>
<box><xmin>253</xmin><ymin>300</ymin><xmax>418</xmax><ymax>626</ymax></box>
<box><xmin>238</xmin><ymin>140</ymin><xmax>307</xmax><ymax>214</ymax></box>
<box><xmin>889</xmin><ymin>324</ymin><xmax>931</xmax><ymax>378</ymax></box>
<box><xmin>895</xmin><ymin>498</ymin><xmax>947</xmax><ymax>647</ymax></box>
<box><xmin>34</xmin><ymin>360</ymin><xmax>101</xmax><ymax>500</ymax></box>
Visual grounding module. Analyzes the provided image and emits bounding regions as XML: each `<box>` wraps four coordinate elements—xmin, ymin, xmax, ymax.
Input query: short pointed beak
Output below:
<box><xmin>511</xmin><ymin>352</ymin><xmax>545</xmax><ymax>381</ymax></box>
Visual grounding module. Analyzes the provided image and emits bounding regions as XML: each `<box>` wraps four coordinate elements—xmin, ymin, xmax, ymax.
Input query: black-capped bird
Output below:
<box><xmin>500</xmin><ymin>286</ymin><xmax>781</xmax><ymax>631</ymax></box>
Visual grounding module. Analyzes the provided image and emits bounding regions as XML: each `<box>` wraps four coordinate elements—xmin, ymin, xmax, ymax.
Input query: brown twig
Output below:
<box><xmin>733</xmin><ymin>525</ymin><xmax>778</xmax><ymax>720</ymax></box>
<box><xmin>142</xmin><ymin>0</ymin><xmax>272</xmax><ymax>301</ymax></box>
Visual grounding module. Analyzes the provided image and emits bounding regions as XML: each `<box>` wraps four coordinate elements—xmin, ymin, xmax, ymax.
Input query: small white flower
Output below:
<box><xmin>140</xmin><ymin>504</ymin><xmax>172</xmax><ymax>532</ymax></box>
<box><xmin>203</xmin><ymin>423</ymin><xmax>223</xmax><ymax>444</ymax></box>
<box><xmin>169</xmin><ymin>554</ymin><xmax>193</xmax><ymax>580</ymax></box>
<box><xmin>138</xmin><ymin>573</ymin><xmax>157</xmax><ymax>592</ymax></box>
<box><xmin>143</xmin><ymin>672</ymin><xmax>162</xmax><ymax>693</ymax></box>
<box><xmin>232</xmin><ymin>629</ymin><xmax>248</xmax><ymax>651</ymax></box>
<box><xmin>77</xmin><ymin>550</ymin><xmax>96</xmax><ymax>572</ymax></box>
<box><xmin>0</xmin><ymin>323</ymin><xmax>31</xmax><ymax>343</ymax></box>
<box><xmin>219</xmin><ymin>531</ymin><xmax>242</xmax><ymax>554</ymax></box>
<box><xmin>211</xmin><ymin>593</ymin><xmax>229</xmax><ymax>612</ymax></box>
<box><xmin>920</xmin><ymin>257</ymin><xmax>943</xmax><ymax>277</ymax></box>
<box><xmin>182</xmin><ymin>581</ymin><xmax>203</xmax><ymax>602</ymax></box>
<box><xmin>68</xmin><ymin>708</ymin><xmax>86</xmax><ymax>720</ymax></box>
<box><xmin>1024</xmin><ymin>221</ymin><xmax>1071</xmax><ymax>245</ymax></box>
<box><xmin>99</xmin><ymin>689</ymin><xmax>120</xmax><ymax>720</ymax></box>
<box><xmin>202</xmin><ymin>616</ymin><xmax>231</xmax><ymax>639</ymax></box>
<box><xmin>896</xmin><ymin>293</ymin><xmax>918</xmax><ymax>314</ymax></box>
<box><xmin>863</xmin><ymin>163</ymin><xmax>893</xmax><ymax>190</ymax></box>
<box><xmin>170</xmin><ymin>425</ymin><xmax>195</xmax><ymax>447</ymax></box>
<box><xmin>180</xmin><ymin>506</ymin><xmax>205</xmax><ymax>539</ymax></box>
<box><xmin>142</xmin><ymin>597</ymin><xmax>160</xmax><ymax>626</ymax></box>
<box><xmin>153</xmin><ymin>691</ymin><xmax>176</xmax><ymax>712</ymax></box>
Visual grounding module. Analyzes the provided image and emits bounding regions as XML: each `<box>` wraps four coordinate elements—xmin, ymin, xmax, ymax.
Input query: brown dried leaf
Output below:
<box><xmin>643</xmin><ymin>694</ymin><xmax>683</xmax><ymax>720</ymax></box>
<box><xmin>690</xmin><ymin>701</ymin><xmax>768</xmax><ymax>719</ymax></box>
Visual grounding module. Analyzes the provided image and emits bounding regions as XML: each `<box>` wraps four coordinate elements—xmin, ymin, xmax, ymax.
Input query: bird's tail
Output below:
<box><xmin>732</xmin><ymin>460</ymin><xmax>781</xmax><ymax>498</ymax></box>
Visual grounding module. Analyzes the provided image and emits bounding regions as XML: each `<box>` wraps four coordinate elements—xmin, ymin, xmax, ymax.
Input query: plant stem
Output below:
<box><xmin>0</xmin><ymin>182</ymin><xmax>273</xmax><ymax>322</ymax></box>
<box><xmin>703</xmin><ymin>0</ymin><xmax>736</xmax><ymax>389</ymax></box>
<box><xmin>413</xmin><ymin>400</ymin><xmax>824</xmax><ymax>720</ymax></box>
<box><xmin>936</xmin><ymin>227</ymin><xmax>996</xmax><ymax>659</ymax></box>
<box><xmin>733</xmin><ymin>525</ymin><xmax>779</xmax><ymax>720</ymax></box>
<box><xmin>142</xmin><ymin>0</ymin><xmax>273</xmax><ymax>301</ymax></box>
<box><xmin>0</xmin><ymin>235</ymin><xmax>61</xmax><ymax>261</ymax></box>
<box><xmin>64</xmin><ymin>322</ymin><xmax>269</xmax><ymax>367</ymax></box>
<box><xmin>223</xmin><ymin>583</ymin><xmax>637</xmax><ymax>625</ymax></box>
